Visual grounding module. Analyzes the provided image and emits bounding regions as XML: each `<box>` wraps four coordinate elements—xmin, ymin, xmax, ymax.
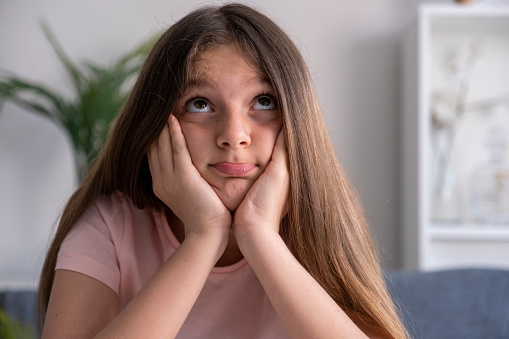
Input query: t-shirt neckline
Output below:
<box><xmin>155</xmin><ymin>209</ymin><xmax>248</xmax><ymax>274</ymax></box>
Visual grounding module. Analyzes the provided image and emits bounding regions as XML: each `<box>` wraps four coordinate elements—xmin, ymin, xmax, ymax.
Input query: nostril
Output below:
<box><xmin>219</xmin><ymin>139</ymin><xmax>249</xmax><ymax>148</ymax></box>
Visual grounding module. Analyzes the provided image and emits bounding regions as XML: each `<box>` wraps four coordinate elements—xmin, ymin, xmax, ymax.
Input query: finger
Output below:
<box><xmin>168</xmin><ymin>115</ymin><xmax>194</xmax><ymax>171</ymax></box>
<box><xmin>157</xmin><ymin>119</ymin><xmax>175</xmax><ymax>172</ymax></box>
<box><xmin>270</xmin><ymin>129</ymin><xmax>289</xmax><ymax>171</ymax></box>
<box><xmin>269</xmin><ymin>130</ymin><xmax>290</xmax><ymax>215</ymax></box>
<box><xmin>147</xmin><ymin>138</ymin><xmax>163</xmax><ymax>181</ymax></box>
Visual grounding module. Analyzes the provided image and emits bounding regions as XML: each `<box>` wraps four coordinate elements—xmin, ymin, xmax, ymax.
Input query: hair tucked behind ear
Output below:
<box><xmin>39</xmin><ymin>4</ymin><xmax>408</xmax><ymax>338</ymax></box>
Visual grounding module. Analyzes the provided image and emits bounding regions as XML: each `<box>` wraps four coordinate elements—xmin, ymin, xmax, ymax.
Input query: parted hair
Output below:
<box><xmin>39</xmin><ymin>3</ymin><xmax>408</xmax><ymax>338</ymax></box>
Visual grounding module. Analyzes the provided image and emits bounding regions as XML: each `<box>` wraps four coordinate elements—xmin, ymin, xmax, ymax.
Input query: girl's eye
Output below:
<box><xmin>186</xmin><ymin>99</ymin><xmax>212</xmax><ymax>113</ymax></box>
<box><xmin>252</xmin><ymin>95</ymin><xmax>278</xmax><ymax>110</ymax></box>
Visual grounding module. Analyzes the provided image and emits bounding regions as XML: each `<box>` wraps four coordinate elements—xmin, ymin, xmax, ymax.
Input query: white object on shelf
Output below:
<box><xmin>469</xmin><ymin>126</ymin><xmax>509</xmax><ymax>224</ymax></box>
<box><xmin>401</xmin><ymin>3</ymin><xmax>509</xmax><ymax>271</ymax></box>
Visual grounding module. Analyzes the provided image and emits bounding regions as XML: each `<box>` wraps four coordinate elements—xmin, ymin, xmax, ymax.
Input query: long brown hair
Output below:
<box><xmin>39</xmin><ymin>4</ymin><xmax>408</xmax><ymax>338</ymax></box>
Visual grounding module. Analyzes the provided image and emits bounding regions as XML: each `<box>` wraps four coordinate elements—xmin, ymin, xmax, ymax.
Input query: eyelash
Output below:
<box><xmin>256</xmin><ymin>92</ymin><xmax>278</xmax><ymax>106</ymax></box>
<box><xmin>183</xmin><ymin>97</ymin><xmax>209</xmax><ymax>112</ymax></box>
<box><xmin>183</xmin><ymin>93</ymin><xmax>278</xmax><ymax>113</ymax></box>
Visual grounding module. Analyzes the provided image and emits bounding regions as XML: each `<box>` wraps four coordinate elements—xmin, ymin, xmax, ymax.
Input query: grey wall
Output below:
<box><xmin>0</xmin><ymin>0</ymin><xmax>452</xmax><ymax>288</ymax></box>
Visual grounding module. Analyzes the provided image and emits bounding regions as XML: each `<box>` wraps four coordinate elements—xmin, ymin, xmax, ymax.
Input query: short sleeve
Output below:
<box><xmin>56</xmin><ymin>194</ymin><xmax>126</xmax><ymax>296</ymax></box>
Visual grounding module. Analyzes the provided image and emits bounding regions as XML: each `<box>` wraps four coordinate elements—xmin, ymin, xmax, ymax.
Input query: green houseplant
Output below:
<box><xmin>0</xmin><ymin>310</ymin><xmax>35</xmax><ymax>339</ymax></box>
<box><xmin>0</xmin><ymin>23</ymin><xmax>156</xmax><ymax>181</ymax></box>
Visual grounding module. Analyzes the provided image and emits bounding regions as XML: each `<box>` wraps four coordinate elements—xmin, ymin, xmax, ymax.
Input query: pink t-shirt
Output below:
<box><xmin>56</xmin><ymin>191</ymin><xmax>289</xmax><ymax>338</ymax></box>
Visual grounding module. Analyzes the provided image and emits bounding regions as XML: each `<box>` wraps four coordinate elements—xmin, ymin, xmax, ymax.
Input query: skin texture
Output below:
<box><xmin>165</xmin><ymin>44</ymin><xmax>284</xmax><ymax>266</ymax></box>
<box><xmin>42</xmin><ymin>45</ymin><xmax>380</xmax><ymax>339</ymax></box>
<box><xmin>176</xmin><ymin>45</ymin><xmax>283</xmax><ymax>212</ymax></box>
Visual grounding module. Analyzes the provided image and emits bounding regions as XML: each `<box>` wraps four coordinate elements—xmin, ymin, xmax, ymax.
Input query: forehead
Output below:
<box><xmin>186</xmin><ymin>44</ymin><xmax>269</xmax><ymax>88</ymax></box>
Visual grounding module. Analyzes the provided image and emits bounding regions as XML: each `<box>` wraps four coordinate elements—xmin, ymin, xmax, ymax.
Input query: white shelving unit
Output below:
<box><xmin>401</xmin><ymin>3</ymin><xmax>509</xmax><ymax>270</ymax></box>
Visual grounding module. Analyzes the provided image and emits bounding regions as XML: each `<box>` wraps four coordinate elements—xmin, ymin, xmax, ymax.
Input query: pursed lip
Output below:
<box><xmin>212</xmin><ymin>163</ymin><xmax>256</xmax><ymax>176</ymax></box>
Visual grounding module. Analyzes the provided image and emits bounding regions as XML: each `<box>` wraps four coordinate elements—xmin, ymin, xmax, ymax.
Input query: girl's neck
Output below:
<box><xmin>165</xmin><ymin>208</ymin><xmax>244</xmax><ymax>267</ymax></box>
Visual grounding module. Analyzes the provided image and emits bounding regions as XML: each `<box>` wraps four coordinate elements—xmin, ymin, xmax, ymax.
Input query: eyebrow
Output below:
<box><xmin>184</xmin><ymin>73</ymin><xmax>272</xmax><ymax>91</ymax></box>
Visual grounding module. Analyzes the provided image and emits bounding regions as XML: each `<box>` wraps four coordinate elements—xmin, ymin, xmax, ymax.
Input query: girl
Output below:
<box><xmin>39</xmin><ymin>3</ymin><xmax>408</xmax><ymax>338</ymax></box>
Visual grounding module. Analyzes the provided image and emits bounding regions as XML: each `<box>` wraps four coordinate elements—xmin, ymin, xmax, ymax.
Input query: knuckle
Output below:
<box><xmin>172</xmin><ymin>143</ymin><xmax>183</xmax><ymax>155</ymax></box>
<box><xmin>274</xmin><ymin>166</ymin><xmax>289</xmax><ymax>180</ymax></box>
<box><xmin>157</xmin><ymin>135</ymin><xmax>165</xmax><ymax>149</ymax></box>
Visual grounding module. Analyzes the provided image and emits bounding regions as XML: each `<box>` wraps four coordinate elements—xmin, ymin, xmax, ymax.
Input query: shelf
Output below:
<box><xmin>401</xmin><ymin>3</ymin><xmax>509</xmax><ymax>270</ymax></box>
<box><xmin>422</xmin><ymin>3</ymin><xmax>509</xmax><ymax>17</ymax></box>
<box><xmin>429</xmin><ymin>224</ymin><xmax>509</xmax><ymax>241</ymax></box>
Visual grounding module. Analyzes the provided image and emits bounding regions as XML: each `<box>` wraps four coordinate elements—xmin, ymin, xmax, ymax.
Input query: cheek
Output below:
<box><xmin>179</xmin><ymin>125</ymin><xmax>210</xmax><ymax>167</ymax></box>
<box><xmin>256</xmin><ymin>126</ymin><xmax>282</xmax><ymax>165</ymax></box>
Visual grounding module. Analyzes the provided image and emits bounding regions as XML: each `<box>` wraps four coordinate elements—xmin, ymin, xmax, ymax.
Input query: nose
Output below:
<box><xmin>216</xmin><ymin>111</ymin><xmax>251</xmax><ymax>149</ymax></box>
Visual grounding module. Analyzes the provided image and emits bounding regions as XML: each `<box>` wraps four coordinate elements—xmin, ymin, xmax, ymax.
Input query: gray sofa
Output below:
<box><xmin>0</xmin><ymin>289</ymin><xmax>38</xmax><ymax>333</ymax></box>
<box><xmin>386</xmin><ymin>268</ymin><xmax>509</xmax><ymax>339</ymax></box>
<box><xmin>2</xmin><ymin>268</ymin><xmax>509</xmax><ymax>338</ymax></box>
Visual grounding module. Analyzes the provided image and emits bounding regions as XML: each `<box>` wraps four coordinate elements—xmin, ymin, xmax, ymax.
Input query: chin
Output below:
<box><xmin>214</xmin><ymin>180</ymin><xmax>252</xmax><ymax>212</ymax></box>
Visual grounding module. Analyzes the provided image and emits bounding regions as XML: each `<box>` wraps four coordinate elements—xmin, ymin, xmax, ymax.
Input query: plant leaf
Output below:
<box><xmin>0</xmin><ymin>27</ymin><xmax>156</xmax><ymax>181</ymax></box>
<box><xmin>0</xmin><ymin>77</ymin><xmax>68</xmax><ymax>123</ymax></box>
<box><xmin>40</xmin><ymin>21</ymin><xmax>84</xmax><ymax>94</ymax></box>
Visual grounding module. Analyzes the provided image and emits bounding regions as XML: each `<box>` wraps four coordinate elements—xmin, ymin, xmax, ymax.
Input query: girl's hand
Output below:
<box><xmin>147</xmin><ymin>115</ymin><xmax>231</xmax><ymax>241</ymax></box>
<box><xmin>233</xmin><ymin>129</ymin><xmax>290</xmax><ymax>243</ymax></box>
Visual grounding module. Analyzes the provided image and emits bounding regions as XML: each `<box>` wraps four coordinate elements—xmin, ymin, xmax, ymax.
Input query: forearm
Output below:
<box><xmin>238</xmin><ymin>230</ymin><xmax>369</xmax><ymax>339</ymax></box>
<box><xmin>96</xmin><ymin>231</ymin><xmax>225</xmax><ymax>338</ymax></box>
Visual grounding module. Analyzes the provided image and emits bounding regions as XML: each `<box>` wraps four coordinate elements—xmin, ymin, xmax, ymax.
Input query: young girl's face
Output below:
<box><xmin>175</xmin><ymin>44</ymin><xmax>283</xmax><ymax>211</ymax></box>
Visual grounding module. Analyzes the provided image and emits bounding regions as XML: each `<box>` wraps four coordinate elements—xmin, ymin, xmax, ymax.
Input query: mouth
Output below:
<box><xmin>212</xmin><ymin>163</ymin><xmax>256</xmax><ymax>176</ymax></box>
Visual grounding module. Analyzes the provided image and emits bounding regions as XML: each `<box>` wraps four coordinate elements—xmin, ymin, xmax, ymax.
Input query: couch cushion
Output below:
<box><xmin>385</xmin><ymin>268</ymin><xmax>509</xmax><ymax>339</ymax></box>
<box><xmin>0</xmin><ymin>290</ymin><xmax>37</xmax><ymax>327</ymax></box>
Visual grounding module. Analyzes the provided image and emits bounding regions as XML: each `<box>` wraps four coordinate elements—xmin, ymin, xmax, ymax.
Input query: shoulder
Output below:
<box><xmin>84</xmin><ymin>191</ymin><xmax>151</xmax><ymax>228</ymax></box>
<box><xmin>64</xmin><ymin>191</ymin><xmax>155</xmax><ymax>249</ymax></box>
<box><xmin>57</xmin><ymin>191</ymin><xmax>160</xmax><ymax>295</ymax></box>
<box><xmin>91</xmin><ymin>191</ymin><xmax>132</xmax><ymax>223</ymax></box>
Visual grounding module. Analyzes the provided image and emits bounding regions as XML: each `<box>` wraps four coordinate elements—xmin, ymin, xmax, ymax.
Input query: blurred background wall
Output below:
<box><xmin>0</xmin><ymin>0</ymin><xmax>454</xmax><ymax>288</ymax></box>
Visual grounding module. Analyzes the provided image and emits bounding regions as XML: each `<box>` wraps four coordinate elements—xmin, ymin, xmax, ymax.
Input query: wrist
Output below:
<box><xmin>183</xmin><ymin>228</ymin><xmax>229</xmax><ymax>263</ymax></box>
<box><xmin>235</xmin><ymin>224</ymin><xmax>281</xmax><ymax>256</ymax></box>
